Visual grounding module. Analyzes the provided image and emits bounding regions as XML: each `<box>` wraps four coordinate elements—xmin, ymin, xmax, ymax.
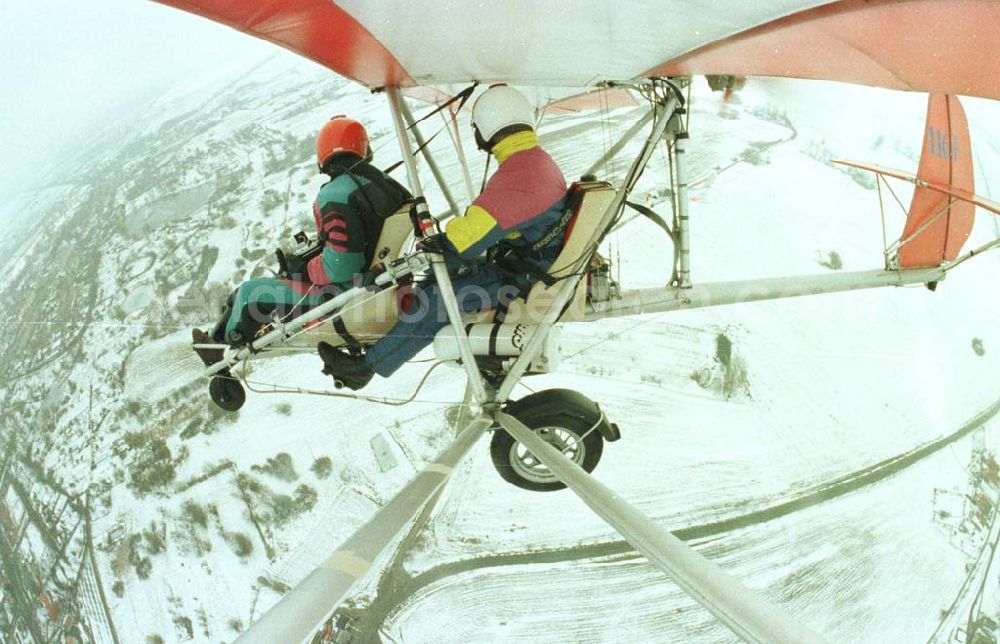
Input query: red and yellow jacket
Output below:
<box><xmin>444</xmin><ymin>131</ymin><xmax>567</xmax><ymax>259</ymax></box>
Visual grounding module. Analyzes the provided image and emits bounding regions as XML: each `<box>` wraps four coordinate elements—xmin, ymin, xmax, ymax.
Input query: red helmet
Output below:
<box><xmin>316</xmin><ymin>116</ymin><xmax>370</xmax><ymax>170</ymax></box>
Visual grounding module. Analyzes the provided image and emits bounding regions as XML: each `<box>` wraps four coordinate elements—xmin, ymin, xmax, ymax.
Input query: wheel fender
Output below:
<box><xmin>503</xmin><ymin>388</ymin><xmax>620</xmax><ymax>443</ymax></box>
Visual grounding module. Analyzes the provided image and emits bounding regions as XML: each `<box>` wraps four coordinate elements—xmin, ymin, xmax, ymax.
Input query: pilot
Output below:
<box><xmin>318</xmin><ymin>84</ymin><xmax>569</xmax><ymax>390</ymax></box>
<box><xmin>192</xmin><ymin>116</ymin><xmax>411</xmax><ymax>362</ymax></box>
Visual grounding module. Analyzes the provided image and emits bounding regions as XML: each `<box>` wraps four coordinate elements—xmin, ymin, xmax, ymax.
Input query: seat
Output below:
<box><xmin>481</xmin><ymin>180</ymin><xmax>615</xmax><ymax>324</ymax></box>
<box><xmin>311</xmin><ymin>181</ymin><xmax>615</xmax><ymax>350</ymax></box>
<box><xmin>309</xmin><ymin>205</ymin><xmax>413</xmax><ymax>347</ymax></box>
<box><xmin>367</xmin><ymin>206</ymin><xmax>414</xmax><ymax>269</ymax></box>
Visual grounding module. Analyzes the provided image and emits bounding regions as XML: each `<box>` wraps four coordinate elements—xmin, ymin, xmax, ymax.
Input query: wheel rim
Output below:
<box><xmin>508</xmin><ymin>425</ymin><xmax>586</xmax><ymax>485</ymax></box>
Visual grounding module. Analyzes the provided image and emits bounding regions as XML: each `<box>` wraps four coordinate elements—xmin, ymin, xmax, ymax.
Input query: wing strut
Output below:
<box><xmin>398</xmin><ymin>98</ymin><xmax>461</xmax><ymax>218</ymax></box>
<box><xmin>386</xmin><ymin>86</ymin><xmax>492</xmax><ymax>405</ymax></box>
<box><xmin>237</xmin><ymin>416</ymin><xmax>491</xmax><ymax>643</ymax></box>
<box><xmin>496</xmin><ymin>81</ymin><xmax>683</xmax><ymax>402</ymax></box>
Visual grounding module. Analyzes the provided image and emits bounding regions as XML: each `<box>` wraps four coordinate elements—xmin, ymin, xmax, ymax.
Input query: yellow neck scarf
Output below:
<box><xmin>492</xmin><ymin>130</ymin><xmax>538</xmax><ymax>164</ymax></box>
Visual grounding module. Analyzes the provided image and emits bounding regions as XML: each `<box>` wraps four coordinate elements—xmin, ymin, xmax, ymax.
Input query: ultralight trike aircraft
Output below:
<box><xmin>154</xmin><ymin>1</ymin><xmax>1000</xmax><ymax>642</ymax></box>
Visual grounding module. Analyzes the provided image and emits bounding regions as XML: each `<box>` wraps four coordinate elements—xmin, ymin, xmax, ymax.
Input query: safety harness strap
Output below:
<box><xmin>490</xmin><ymin>186</ymin><xmax>585</xmax><ymax>289</ymax></box>
<box><xmin>385</xmin><ymin>82</ymin><xmax>478</xmax><ymax>174</ymax></box>
<box><xmin>331</xmin><ymin>317</ymin><xmax>364</xmax><ymax>356</ymax></box>
<box><xmin>624</xmin><ymin>200</ymin><xmax>676</xmax><ymax>243</ymax></box>
<box><xmin>405</xmin><ymin>82</ymin><xmax>478</xmax><ymax>130</ymax></box>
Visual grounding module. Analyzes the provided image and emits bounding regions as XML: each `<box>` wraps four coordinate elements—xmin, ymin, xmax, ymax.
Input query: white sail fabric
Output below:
<box><xmin>337</xmin><ymin>0</ymin><xmax>833</xmax><ymax>86</ymax></box>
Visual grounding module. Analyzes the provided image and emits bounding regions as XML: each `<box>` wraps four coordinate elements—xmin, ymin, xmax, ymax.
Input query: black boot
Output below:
<box><xmin>318</xmin><ymin>342</ymin><xmax>374</xmax><ymax>391</ymax></box>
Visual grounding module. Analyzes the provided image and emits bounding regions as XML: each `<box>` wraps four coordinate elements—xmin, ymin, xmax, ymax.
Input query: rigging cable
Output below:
<box><xmin>239</xmin><ymin>358</ymin><xmax>461</xmax><ymax>407</ymax></box>
<box><xmin>875</xmin><ymin>174</ymin><xmax>890</xmax><ymax>268</ymax></box>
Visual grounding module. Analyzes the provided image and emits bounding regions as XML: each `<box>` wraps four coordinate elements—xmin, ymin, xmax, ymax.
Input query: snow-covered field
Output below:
<box><xmin>2</xmin><ymin>51</ymin><xmax>999</xmax><ymax>643</ymax></box>
<box><xmin>386</xmin><ymin>423</ymin><xmax>1000</xmax><ymax>643</ymax></box>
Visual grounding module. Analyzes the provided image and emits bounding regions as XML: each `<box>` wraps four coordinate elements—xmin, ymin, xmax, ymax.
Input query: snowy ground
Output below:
<box><xmin>3</xmin><ymin>50</ymin><xmax>1000</xmax><ymax>643</ymax></box>
<box><xmin>384</xmin><ymin>423</ymin><xmax>1000</xmax><ymax>643</ymax></box>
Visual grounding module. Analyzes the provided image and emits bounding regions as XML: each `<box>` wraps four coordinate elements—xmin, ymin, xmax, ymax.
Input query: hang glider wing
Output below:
<box><xmin>152</xmin><ymin>1</ymin><xmax>1000</xmax><ymax>100</ymax></box>
<box><xmin>648</xmin><ymin>0</ymin><xmax>1000</xmax><ymax>100</ymax></box>
<box><xmin>543</xmin><ymin>88</ymin><xmax>638</xmax><ymax>114</ymax></box>
<box><xmin>402</xmin><ymin>85</ymin><xmax>638</xmax><ymax>114</ymax></box>
<box><xmin>152</xmin><ymin>0</ymin><xmax>412</xmax><ymax>87</ymax></box>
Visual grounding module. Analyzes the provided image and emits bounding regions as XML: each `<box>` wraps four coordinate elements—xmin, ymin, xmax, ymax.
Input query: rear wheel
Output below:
<box><xmin>209</xmin><ymin>375</ymin><xmax>245</xmax><ymax>412</ymax></box>
<box><xmin>490</xmin><ymin>393</ymin><xmax>605</xmax><ymax>492</ymax></box>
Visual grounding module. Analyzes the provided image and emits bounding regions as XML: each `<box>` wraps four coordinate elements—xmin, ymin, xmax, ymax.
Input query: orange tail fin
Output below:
<box><xmin>899</xmin><ymin>94</ymin><xmax>975</xmax><ymax>268</ymax></box>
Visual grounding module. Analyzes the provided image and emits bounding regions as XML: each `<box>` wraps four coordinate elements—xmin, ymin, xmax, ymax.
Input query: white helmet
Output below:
<box><xmin>471</xmin><ymin>84</ymin><xmax>534</xmax><ymax>150</ymax></box>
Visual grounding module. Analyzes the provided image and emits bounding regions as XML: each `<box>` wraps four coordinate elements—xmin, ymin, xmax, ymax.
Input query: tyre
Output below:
<box><xmin>490</xmin><ymin>390</ymin><xmax>606</xmax><ymax>492</ymax></box>
<box><xmin>209</xmin><ymin>375</ymin><xmax>246</xmax><ymax>412</ymax></box>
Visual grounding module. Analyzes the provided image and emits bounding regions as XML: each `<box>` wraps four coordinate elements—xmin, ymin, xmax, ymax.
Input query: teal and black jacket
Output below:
<box><xmin>215</xmin><ymin>162</ymin><xmax>410</xmax><ymax>342</ymax></box>
<box><xmin>306</xmin><ymin>163</ymin><xmax>411</xmax><ymax>288</ymax></box>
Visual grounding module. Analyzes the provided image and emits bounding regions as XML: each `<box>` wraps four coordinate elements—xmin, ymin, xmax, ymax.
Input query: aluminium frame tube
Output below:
<box><xmin>238</xmin><ymin>415</ymin><xmax>491</xmax><ymax>644</ymax></box>
<box><xmin>495</xmin><ymin>94</ymin><xmax>680</xmax><ymax>402</ymax></box>
<box><xmin>386</xmin><ymin>86</ymin><xmax>491</xmax><ymax>404</ymax></box>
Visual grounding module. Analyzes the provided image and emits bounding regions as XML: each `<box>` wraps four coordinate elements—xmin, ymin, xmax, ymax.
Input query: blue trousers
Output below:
<box><xmin>365</xmin><ymin>264</ymin><xmax>519</xmax><ymax>377</ymax></box>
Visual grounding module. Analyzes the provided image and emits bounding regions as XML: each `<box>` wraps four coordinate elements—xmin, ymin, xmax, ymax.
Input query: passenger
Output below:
<box><xmin>192</xmin><ymin>116</ymin><xmax>411</xmax><ymax>363</ymax></box>
<box><xmin>318</xmin><ymin>85</ymin><xmax>568</xmax><ymax>390</ymax></box>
